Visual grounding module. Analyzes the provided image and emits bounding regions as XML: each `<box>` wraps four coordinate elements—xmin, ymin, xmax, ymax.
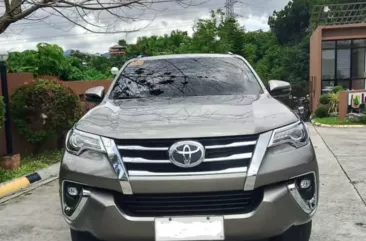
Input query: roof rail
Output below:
<box><xmin>227</xmin><ymin>52</ymin><xmax>234</xmax><ymax>55</ymax></box>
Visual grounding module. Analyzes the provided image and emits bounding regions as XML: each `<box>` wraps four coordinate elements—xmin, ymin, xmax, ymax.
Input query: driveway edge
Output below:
<box><xmin>311</xmin><ymin>119</ymin><xmax>366</xmax><ymax>128</ymax></box>
<box><xmin>0</xmin><ymin>162</ymin><xmax>60</xmax><ymax>200</ymax></box>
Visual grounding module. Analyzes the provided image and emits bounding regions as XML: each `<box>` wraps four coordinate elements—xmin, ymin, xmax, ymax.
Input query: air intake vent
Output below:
<box><xmin>114</xmin><ymin>189</ymin><xmax>264</xmax><ymax>217</ymax></box>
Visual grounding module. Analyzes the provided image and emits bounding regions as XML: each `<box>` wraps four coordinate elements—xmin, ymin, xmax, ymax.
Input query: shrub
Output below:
<box><xmin>315</xmin><ymin>106</ymin><xmax>330</xmax><ymax>118</ymax></box>
<box><xmin>328</xmin><ymin>92</ymin><xmax>340</xmax><ymax>113</ymax></box>
<box><xmin>332</xmin><ymin>85</ymin><xmax>344</xmax><ymax>93</ymax></box>
<box><xmin>360</xmin><ymin>115</ymin><xmax>366</xmax><ymax>124</ymax></box>
<box><xmin>11</xmin><ymin>79</ymin><xmax>82</xmax><ymax>145</ymax></box>
<box><xmin>0</xmin><ymin>96</ymin><xmax>5</xmax><ymax>129</ymax></box>
<box><xmin>319</xmin><ymin>94</ymin><xmax>331</xmax><ymax>105</ymax></box>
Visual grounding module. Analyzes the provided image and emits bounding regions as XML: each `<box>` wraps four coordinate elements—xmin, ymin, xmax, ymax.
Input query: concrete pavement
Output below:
<box><xmin>315</xmin><ymin>126</ymin><xmax>366</xmax><ymax>204</ymax></box>
<box><xmin>308</xmin><ymin>125</ymin><xmax>366</xmax><ymax>240</ymax></box>
<box><xmin>0</xmin><ymin>124</ymin><xmax>365</xmax><ymax>241</ymax></box>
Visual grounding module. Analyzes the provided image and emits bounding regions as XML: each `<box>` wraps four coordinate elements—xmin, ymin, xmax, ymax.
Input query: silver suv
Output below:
<box><xmin>59</xmin><ymin>53</ymin><xmax>319</xmax><ymax>241</ymax></box>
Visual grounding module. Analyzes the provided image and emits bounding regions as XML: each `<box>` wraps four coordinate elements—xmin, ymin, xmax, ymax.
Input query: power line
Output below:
<box><xmin>236</xmin><ymin>0</ymin><xmax>269</xmax><ymax>10</ymax></box>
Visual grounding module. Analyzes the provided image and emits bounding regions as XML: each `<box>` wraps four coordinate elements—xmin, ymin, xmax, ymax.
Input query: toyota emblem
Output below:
<box><xmin>168</xmin><ymin>141</ymin><xmax>205</xmax><ymax>168</ymax></box>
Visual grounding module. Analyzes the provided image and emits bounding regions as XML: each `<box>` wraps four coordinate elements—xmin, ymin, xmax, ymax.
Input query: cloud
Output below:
<box><xmin>0</xmin><ymin>0</ymin><xmax>289</xmax><ymax>53</ymax></box>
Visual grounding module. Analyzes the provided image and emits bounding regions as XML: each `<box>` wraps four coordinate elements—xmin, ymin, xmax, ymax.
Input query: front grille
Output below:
<box><xmin>114</xmin><ymin>189</ymin><xmax>264</xmax><ymax>217</ymax></box>
<box><xmin>115</xmin><ymin>135</ymin><xmax>258</xmax><ymax>176</ymax></box>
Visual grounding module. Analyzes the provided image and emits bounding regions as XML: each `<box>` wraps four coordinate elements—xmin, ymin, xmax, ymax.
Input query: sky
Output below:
<box><xmin>0</xmin><ymin>0</ymin><xmax>290</xmax><ymax>54</ymax></box>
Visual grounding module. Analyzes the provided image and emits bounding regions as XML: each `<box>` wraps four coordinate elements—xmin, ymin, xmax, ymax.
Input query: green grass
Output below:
<box><xmin>313</xmin><ymin>117</ymin><xmax>364</xmax><ymax>125</ymax></box>
<box><xmin>0</xmin><ymin>149</ymin><xmax>63</xmax><ymax>183</ymax></box>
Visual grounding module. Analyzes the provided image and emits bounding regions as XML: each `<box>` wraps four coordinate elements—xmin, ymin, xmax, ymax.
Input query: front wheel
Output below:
<box><xmin>70</xmin><ymin>229</ymin><xmax>100</xmax><ymax>241</ymax></box>
<box><xmin>270</xmin><ymin>221</ymin><xmax>312</xmax><ymax>241</ymax></box>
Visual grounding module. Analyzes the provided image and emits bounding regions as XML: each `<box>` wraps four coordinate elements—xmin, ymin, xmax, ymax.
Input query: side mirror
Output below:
<box><xmin>268</xmin><ymin>80</ymin><xmax>292</xmax><ymax>97</ymax></box>
<box><xmin>85</xmin><ymin>86</ymin><xmax>104</xmax><ymax>103</ymax></box>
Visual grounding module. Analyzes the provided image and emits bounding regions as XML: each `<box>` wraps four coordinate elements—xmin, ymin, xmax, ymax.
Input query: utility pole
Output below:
<box><xmin>225</xmin><ymin>0</ymin><xmax>238</xmax><ymax>19</ymax></box>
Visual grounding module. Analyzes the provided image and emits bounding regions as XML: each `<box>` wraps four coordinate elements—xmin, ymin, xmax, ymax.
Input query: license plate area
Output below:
<box><xmin>155</xmin><ymin>216</ymin><xmax>225</xmax><ymax>241</ymax></box>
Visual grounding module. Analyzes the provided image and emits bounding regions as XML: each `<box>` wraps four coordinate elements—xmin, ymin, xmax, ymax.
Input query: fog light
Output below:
<box><xmin>289</xmin><ymin>173</ymin><xmax>317</xmax><ymax>214</ymax></box>
<box><xmin>67</xmin><ymin>186</ymin><xmax>79</xmax><ymax>196</ymax></box>
<box><xmin>64</xmin><ymin>206</ymin><xmax>74</xmax><ymax>216</ymax></box>
<box><xmin>300</xmin><ymin>179</ymin><xmax>311</xmax><ymax>189</ymax></box>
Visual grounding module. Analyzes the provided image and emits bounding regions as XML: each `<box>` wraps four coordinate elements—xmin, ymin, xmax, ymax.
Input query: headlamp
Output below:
<box><xmin>66</xmin><ymin>129</ymin><xmax>105</xmax><ymax>155</ymax></box>
<box><xmin>268</xmin><ymin>121</ymin><xmax>309</xmax><ymax>148</ymax></box>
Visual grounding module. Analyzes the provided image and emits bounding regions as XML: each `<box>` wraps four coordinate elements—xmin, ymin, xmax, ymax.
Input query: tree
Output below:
<box><xmin>268</xmin><ymin>0</ymin><xmax>313</xmax><ymax>45</ymax></box>
<box><xmin>217</xmin><ymin>18</ymin><xmax>244</xmax><ymax>55</ymax></box>
<box><xmin>8</xmin><ymin>43</ymin><xmax>111</xmax><ymax>80</ymax></box>
<box><xmin>8</xmin><ymin>43</ymin><xmax>65</xmax><ymax>77</ymax></box>
<box><xmin>190</xmin><ymin>10</ymin><xmax>228</xmax><ymax>53</ymax></box>
<box><xmin>0</xmin><ymin>0</ymin><xmax>201</xmax><ymax>34</ymax></box>
<box><xmin>268</xmin><ymin>0</ymin><xmax>366</xmax><ymax>45</ymax></box>
<box><xmin>37</xmin><ymin>43</ymin><xmax>65</xmax><ymax>77</ymax></box>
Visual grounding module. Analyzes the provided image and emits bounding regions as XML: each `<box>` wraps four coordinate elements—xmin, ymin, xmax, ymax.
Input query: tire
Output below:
<box><xmin>70</xmin><ymin>229</ymin><xmax>100</xmax><ymax>241</ymax></box>
<box><xmin>270</xmin><ymin>221</ymin><xmax>312</xmax><ymax>241</ymax></box>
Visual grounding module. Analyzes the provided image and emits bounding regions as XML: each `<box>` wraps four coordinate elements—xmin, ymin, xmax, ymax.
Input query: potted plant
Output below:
<box><xmin>352</xmin><ymin>95</ymin><xmax>361</xmax><ymax>110</ymax></box>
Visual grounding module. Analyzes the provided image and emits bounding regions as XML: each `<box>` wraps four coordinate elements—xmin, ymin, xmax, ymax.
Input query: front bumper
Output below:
<box><xmin>62</xmin><ymin>178</ymin><xmax>316</xmax><ymax>241</ymax></box>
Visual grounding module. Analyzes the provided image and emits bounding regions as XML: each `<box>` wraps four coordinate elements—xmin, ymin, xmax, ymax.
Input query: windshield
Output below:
<box><xmin>108</xmin><ymin>56</ymin><xmax>263</xmax><ymax>99</ymax></box>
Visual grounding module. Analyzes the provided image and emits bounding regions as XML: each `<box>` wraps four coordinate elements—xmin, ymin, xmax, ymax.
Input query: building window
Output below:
<box><xmin>336</xmin><ymin>49</ymin><xmax>351</xmax><ymax>79</ymax></box>
<box><xmin>322</xmin><ymin>80</ymin><xmax>335</xmax><ymax>93</ymax></box>
<box><xmin>322</xmin><ymin>49</ymin><xmax>335</xmax><ymax>79</ymax></box>
<box><xmin>337</xmin><ymin>40</ymin><xmax>351</xmax><ymax>48</ymax></box>
<box><xmin>352</xmin><ymin>48</ymin><xmax>366</xmax><ymax>78</ymax></box>
<box><xmin>352</xmin><ymin>79</ymin><xmax>366</xmax><ymax>89</ymax></box>
<box><xmin>337</xmin><ymin>79</ymin><xmax>351</xmax><ymax>90</ymax></box>
<box><xmin>321</xmin><ymin>39</ymin><xmax>366</xmax><ymax>93</ymax></box>
<box><xmin>322</xmin><ymin>40</ymin><xmax>336</xmax><ymax>49</ymax></box>
<box><xmin>353</xmin><ymin>39</ymin><xmax>366</xmax><ymax>47</ymax></box>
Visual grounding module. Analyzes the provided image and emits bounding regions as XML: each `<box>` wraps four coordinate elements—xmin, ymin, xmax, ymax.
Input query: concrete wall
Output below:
<box><xmin>309</xmin><ymin>27</ymin><xmax>322</xmax><ymax>112</ymax></box>
<box><xmin>339</xmin><ymin>89</ymin><xmax>366</xmax><ymax>120</ymax></box>
<box><xmin>0</xmin><ymin>73</ymin><xmax>112</xmax><ymax>156</ymax></box>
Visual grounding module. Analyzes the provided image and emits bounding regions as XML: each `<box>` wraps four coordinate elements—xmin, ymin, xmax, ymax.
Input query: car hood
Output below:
<box><xmin>75</xmin><ymin>94</ymin><xmax>298</xmax><ymax>139</ymax></box>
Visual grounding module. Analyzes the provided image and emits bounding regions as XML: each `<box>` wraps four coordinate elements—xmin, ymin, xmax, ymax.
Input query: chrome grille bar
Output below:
<box><xmin>205</xmin><ymin>141</ymin><xmax>256</xmax><ymax>149</ymax></box>
<box><xmin>128</xmin><ymin>167</ymin><xmax>248</xmax><ymax>176</ymax></box>
<box><xmin>118</xmin><ymin>141</ymin><xmax>256</xmax><ymax>151</ymax></box>
<box><xmin>118</xmin><ymin>145</ymin><xmax>168</xmax><ymax>151</ymax></box>
<box><xmin>123</xmin><ymin>153</ymin><xmax>252</xmax><ymax>163</ymax></box>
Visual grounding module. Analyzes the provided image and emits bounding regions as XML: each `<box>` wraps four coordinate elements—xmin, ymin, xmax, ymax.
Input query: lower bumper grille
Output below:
<box><xmin>114</xmin><ymin>189</ymin><xmax>263</xmax><ymax>217</ymax></box>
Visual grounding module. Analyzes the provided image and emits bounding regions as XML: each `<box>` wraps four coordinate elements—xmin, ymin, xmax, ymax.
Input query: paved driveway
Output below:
<box><xmin>308</xmin><ymin>125</ymin><xmax>366</xmax><ymax>240</ymax></box>
<box><xmin>314</xmin><ymin>126</ymin><xmax>366</xmax><ymax>203</ymax></box>
<box><xmin>0</xmin><ymin>124</ymin><xmax>365</xmax><ymax>241</ymax></box>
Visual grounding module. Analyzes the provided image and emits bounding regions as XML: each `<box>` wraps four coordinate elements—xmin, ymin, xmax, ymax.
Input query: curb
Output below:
<box><xmin>0</xmin><ymin>162</ymin><xmax>60</xmax><ymax>199</ymax></box>
<box><xmin>311</xmin><ymin>119</ymin><xmax>366</xmax><ymax>128</ymax></box>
